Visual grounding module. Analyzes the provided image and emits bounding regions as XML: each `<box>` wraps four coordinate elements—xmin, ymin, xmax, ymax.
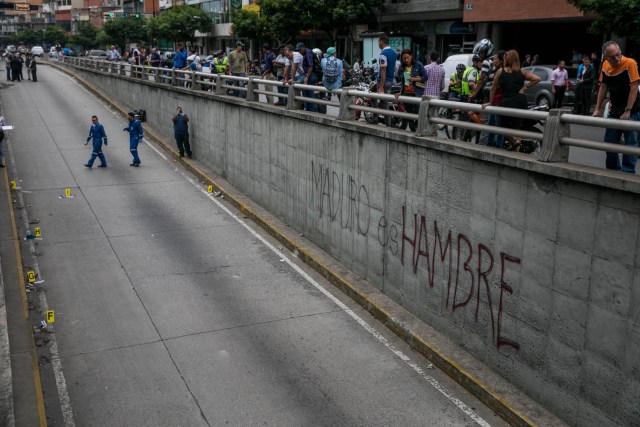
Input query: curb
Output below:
<box><xmin>47</xmin><ymin>61</ymin><xmax>565</xmax><ymax>427</ymax></box>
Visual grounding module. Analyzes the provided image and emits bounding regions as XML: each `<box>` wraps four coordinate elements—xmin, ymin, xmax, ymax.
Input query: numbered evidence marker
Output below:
<box><xmin>27</xmin><ymin>271</ymin><xmax>36</xmax><ymax>283</ymax></box>
<box><xmin>65</xmin><ymin>188</ymin><xmax>71</xmax><ymax>197</ymax></box>
<box><xmin>10</xmin><ymin>181</ymin><xmax>17</xmax><ymax>190</ymax></box>
<box><xmin>46</xmin><ymin>310</ymin><xmax>55</xmax><ymax>323</ymax></box>
<box><xmin>207</xmin><ymin>185</ymin><xmax>213</xmax><ymax>193</ymax></box>
<box><xmin>34</xmin><ymin>227</ymin><xmax>41</xmax><ymax>238</ymax></box>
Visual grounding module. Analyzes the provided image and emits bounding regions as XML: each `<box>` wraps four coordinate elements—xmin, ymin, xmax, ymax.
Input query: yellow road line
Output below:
<box><xmin>3</xmin><ymin>160</ymin><xmax>47</xmax><ymax>427</ymax></box>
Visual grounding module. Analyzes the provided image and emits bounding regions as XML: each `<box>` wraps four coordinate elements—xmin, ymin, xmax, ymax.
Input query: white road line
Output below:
<box><xmin>142</xmin><ymin>141</ymin><xmax>492</xmax><ymax>427</ymax></box>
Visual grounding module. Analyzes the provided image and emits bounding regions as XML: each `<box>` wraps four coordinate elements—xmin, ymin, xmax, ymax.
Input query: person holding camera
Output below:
<box><xmin>172</xmin><ymin>107</ymin><xmax>192</xmax><ymax>158</ymax></box>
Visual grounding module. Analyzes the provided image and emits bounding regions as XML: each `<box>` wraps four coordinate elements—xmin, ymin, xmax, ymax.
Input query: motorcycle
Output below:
<box><xmin>354</xmin><ymin>82</ymin><xmax>407</xmax><ymax>129</ymax></box>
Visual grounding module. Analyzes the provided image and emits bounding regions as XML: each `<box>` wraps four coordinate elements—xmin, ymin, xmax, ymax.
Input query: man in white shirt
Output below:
<box><xmin>551</xmin><ymin>60</ymin><xmax>569</xmax><ymax>108</ymax></box>
<box><xmin>107</xmin><ymin>45</ymin><xmax>120</xmax><ymax>61</ymax></box>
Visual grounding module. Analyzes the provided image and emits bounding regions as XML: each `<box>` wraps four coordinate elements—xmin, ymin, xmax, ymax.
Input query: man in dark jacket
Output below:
<box><xmin>10</xmin><ymin>55</ymin><xmax>21</xmax><ymax>81</ymax></box>
<box><xmin>171</xmin><ymin>107</ymin><xmax>192</xmax><ymax>158</ymax></box>
<box><xmin>575</xmin><ymin>55</ymin><xmax>595</xmax><ymax>115</ymax></box>
<box><xmin>29</xmin><ymin>55</ymin><xmax>37</xmax><ymax>82</ymax></box>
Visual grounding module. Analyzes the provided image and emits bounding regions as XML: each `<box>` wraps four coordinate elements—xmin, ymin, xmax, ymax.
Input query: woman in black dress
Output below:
<box><xmin>483</xmin><ymin>50</ymin><xmax>540</xmax><ymax>149</ymax></box>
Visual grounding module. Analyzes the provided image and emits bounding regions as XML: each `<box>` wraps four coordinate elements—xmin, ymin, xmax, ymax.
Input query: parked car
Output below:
<box><xmin>523</xmin><ymin>65</ymin><xmax>581</xmax><ymax>108</ymax></box>
<box><xmin>86</xmin><ymin>49</ymin><xmax>107</xmax><ymax>59</ymax></box>
<box><xmin>31</xmin><ymin>46</ymin><xmax>44</xmax><ymax>56</ymax></box>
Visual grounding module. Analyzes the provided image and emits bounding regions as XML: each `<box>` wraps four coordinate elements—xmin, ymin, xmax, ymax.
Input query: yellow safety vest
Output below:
<box><xmin>213</xmin><ymin>57</ymin><xmax>227</xmax><ymax>73</ymax></box>
<box><xmin>450</xmin><ymin>72</ymin><xmax>462</xmax><ymax>94</ymax></box>
<box><xmin>461</xmin><ymin>66</ymin><xmax>475</xmax><ymax>96</ymax></box>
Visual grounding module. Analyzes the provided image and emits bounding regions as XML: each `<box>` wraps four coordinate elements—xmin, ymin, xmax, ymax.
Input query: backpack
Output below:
<box><xmin>324</xmin><ymin>56</ymin><xmax>339</xmax><ymax>83</ymax></box>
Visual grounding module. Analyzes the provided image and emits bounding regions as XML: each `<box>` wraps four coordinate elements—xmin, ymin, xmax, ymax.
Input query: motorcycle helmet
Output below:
<box><xmin>472</xmin><ymin>39</ymin><xmax>494</xmax><ymax>58</ymax></box>
<box><xmin>472</xmin><ymin>54</ymin><xmax>482</xmax><ymax>62</ymax></box>
<box><xmin>312</xmin><ymin>48</ymin><xmax>322</xmax><ymax>56</ymax></box>
<box><xmin>456</xmin><ymin>63</ymin><xmax>466</xmax><ymax>73</ymax></box>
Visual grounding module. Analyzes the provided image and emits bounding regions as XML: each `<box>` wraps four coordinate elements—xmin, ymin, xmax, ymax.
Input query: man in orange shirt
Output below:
<box><xmin>593</xmin><ymin>41</ymin><xmax>640</xmax><ymax>173</ymax></box>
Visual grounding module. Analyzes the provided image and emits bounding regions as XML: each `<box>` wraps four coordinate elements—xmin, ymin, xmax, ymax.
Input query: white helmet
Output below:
<box><xmin>472</xmin><ymin>39</ymin><xmax>494</xmax><ymax>58</ymax></box>
<box><xmin>312</xmin><ymin>48</ymin><xmax>322</xmax><ymax>56</ymax></box>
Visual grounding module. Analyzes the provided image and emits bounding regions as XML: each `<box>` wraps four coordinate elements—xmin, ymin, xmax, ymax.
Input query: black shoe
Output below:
<box><xmin>133</xmin><ymin>163</ymin><xmax>140</xmax><ymax>167</ymax></box>
<box><xmin>187</xmin><ymin>153</ymin><xmax>192</xmax><ymax>159</ymax></box>
<box><xmin>84</xmin><ymin>164</ymin><xmax>91</xmax><ymax>168</ymax></box>
<box><xmin>0</xmin><ymin>164</ymin><xmax>4</xmax><ymax>168</ymax></box>
<box><xmin>98</xmin><ymin>164</ymin><xmax>107</xmax><ymax>168</ymax></box>
<box><xmin>179</xmin><ymin>153</ymin><xmax>184</xmax><ymax>158</ymax></box>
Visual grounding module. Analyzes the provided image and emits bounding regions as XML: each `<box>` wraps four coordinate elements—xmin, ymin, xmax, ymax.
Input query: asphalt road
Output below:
<box><xmin>0</xmin><ymin>66</ymin><xmax>510</xmax><ymax>425</ymax></box>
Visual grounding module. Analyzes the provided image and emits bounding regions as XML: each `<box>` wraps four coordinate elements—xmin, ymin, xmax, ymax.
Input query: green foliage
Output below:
<box><xmin>103</xmin><ymin>17</ymin><xmax>149</xmax><ymax>50</ymax></box>
<box><xmin>257</xmin><ymin>0</ymin><xmax>381</xmax><ymax>43</ymax></box>
<box><xmin>95</xmin><ymin>30</ymin><xmax>112</xmax><ymax>49</ymax></box>
<box><xmin>231</xmin><ymin>9</ymin><xmax>268</xmax><ymax>40</ymax></box>
<box><xmin>11</xmin><ymin>28</ymin><xmax>44</xmax><ymax>46</ymax></box>
<box><xmin>567</xmin><ymin>0</ymin><xmax>640</xmax><ymax>41</ymax></box>
<box><xmin>70</xmin><ymin>21</ymin><xmax>99</xmax><ymax>50</ymax></box>
<box><xmin>147</xmin><ymin>5</ymin><xmax>212</xmax><ymax>43</ymax></box>
<box><xmin>44</xmin><ymin>25</ymin><xmax>68</xmax><ymax>46</ymax></box>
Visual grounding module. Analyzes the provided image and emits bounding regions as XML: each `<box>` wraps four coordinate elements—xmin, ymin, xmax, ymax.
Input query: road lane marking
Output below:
<box><xmin>142</xmin><ymin>141</ymin><xmax>492</xmax><ymax>427</ymax></box>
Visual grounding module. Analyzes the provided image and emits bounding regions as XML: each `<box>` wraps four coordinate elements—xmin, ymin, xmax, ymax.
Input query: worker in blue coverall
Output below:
<box><xmin>84</xmin><ymin>115</ymin><xmax>107</xmax><ymax>168</ymax></box>
<box><xmin>123</xmin><ymin>111</ymin><xmax>143</xmax><ymax>166</ymax></box>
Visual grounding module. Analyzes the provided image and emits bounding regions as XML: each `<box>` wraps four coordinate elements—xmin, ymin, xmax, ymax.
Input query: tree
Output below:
<box><xmin>44</xmin><ymin>25</ymin><xmax>68</xmax><ymax>46</ymax></box>
<box><xmin>103</xmin><ymin>17</ymin><xmax>148</xmax><ymax>51</ymax></box>
<box><xmin>14</xmin><ymin>28</ymin><xmax>44</xmax><ymax>46</ymax></box>
<box><xmin>147</xmin><ymin>5</ymin><xmax>212</xmax><ymax>43</ymax></box>
<box><xmin>567</xmin><ymin>0</ymin><xmax>640</xmax><ymax>41</ymax></box>
<box><xmin>70</xmin><ymin>21</ymin><xmax>99</xmax><ymax>50</ymax></box>
<box><xmin>231</xmin><ymin>9</ymin><xmax>268</xmax><ymax>40</ymax></box>
<box><xmin>259</xmin><ymin>0</ymin><xmax>312</xmax><ymax>43</ymax></box>
<box><xmin>315</xmin><ymin>0</ymin><xmax>382</xmax><ymax>43</ymax></box>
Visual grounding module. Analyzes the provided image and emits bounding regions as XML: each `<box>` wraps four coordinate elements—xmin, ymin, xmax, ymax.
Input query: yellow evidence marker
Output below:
<box><xmin>27</xmin><ymin>271</ymin><xmax>36</xmax><ymax>283</ymax></box>
<box><xmin>207</xmin><ymin>185</ymin><xmax>213</xmax><ymax>193</ymax></box>
<box><xmin>34</xmin><ymin>227</ymin><xmax>41</xmax><ymax>238</ymax></box>
<box><xmin>10</xmin><ymin>181</ymin><xmax>16</xmax><ymax>190</ymax></box>
<box><xmin>46</xmin><ymin>310</ymin><xmax>55</xmax><ymax>323</ymax></box>
<box><xmin>65</xmin><ymin>188</ymin><xmax>71</xmax><ymax>198</ymax></box>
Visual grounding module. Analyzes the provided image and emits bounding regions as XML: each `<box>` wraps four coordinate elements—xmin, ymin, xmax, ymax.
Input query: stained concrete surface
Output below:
<box><xmin>0</xmin><ymin>63</ymin><xmax>509</xmax><ymax>426</ymax></box>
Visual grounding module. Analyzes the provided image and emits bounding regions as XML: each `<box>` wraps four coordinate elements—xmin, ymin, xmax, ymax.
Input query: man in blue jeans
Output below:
<box><xmin>84</xmin><ymin>115</ymin><xmax>108</xmax><ymax>168</ymax></box>
<box><xmin>294</xmin><ymin>42</ymin><xmax>318</xmax><ymax>112</ymax></box>
<box><xmin>593</xmin><ymin>41</ymin><xmax>640</xmax><ymax>173</ymax></box>
<box><xmin>123</xmin><ymin>112</ymin><xmax>143</xmax><ymax>166</ymax></box>
<box><xmin>375</xmin><ymin>34</ymin><xmax>397</xmax><ymax>126</ymax></box>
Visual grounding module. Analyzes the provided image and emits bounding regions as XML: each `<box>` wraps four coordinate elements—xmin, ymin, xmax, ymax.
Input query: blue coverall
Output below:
<box><xmin>86</xmin><ymin>122</ymin><xmax>107</xmax><ymax>167</ymax></box>
<box><xmin>124</xmin><ymin>118</ymin><xmax>143</xmax><ymax>165</ymax></box>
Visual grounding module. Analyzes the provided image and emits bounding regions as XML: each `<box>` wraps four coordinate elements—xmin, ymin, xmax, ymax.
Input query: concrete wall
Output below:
<box><xmin>72</xmin><ymin>68</ymin><xmax>640</xmax><ymax>427</ymax></box>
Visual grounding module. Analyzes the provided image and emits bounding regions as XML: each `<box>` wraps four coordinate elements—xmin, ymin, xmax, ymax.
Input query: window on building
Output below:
<box><xmin>57</xmin><ymin>0</ymin><xmax>71</xmax><ymax>6</ymax></box>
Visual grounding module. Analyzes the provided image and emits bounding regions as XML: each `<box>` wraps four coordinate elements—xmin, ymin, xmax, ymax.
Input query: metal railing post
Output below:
<box><xmin>538</xmin><ymin>108</ymin><xmax>570</xmax><ymax>162</ymax></box>
<box><xmin>216</xmin><ymin>74</ymin><xmax>225</xmax><ymax>94</ymax></box>
<box><xmin>141</xmin><ymin>65</ymin><xmax>147</xmax><ymax>81</ymax></box>
<box><xmin>192</xmin><ymin>72</ymin><xmax>200</xmax><ymax>90</ymax></box>
<box><xmin>171</xmin><ymin>69</ymin><xmax>177</xmax><ymax>86</ymax></box>
<box><xmin>338</xmin><ymin>89</ymin><xmax>357</xmax><ymax>121</ymax></box>
<box><xmin>417</xmin><ymin>95</ymin><xmax>437</xmax><ymax>137</ymax></box>
<box><xmin>286</xmin><ymin>83</ymin><xmax>302</xmax><ymax>111</ymax></box>
<box><xmin>246</xmin><ymin>77</ymin><xmax>259</xmax><ymax>102</ymax></box>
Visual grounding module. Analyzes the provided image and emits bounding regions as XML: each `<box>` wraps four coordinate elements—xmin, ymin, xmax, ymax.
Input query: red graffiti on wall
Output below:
<box><xmin>400</xmin><ymin>206</ymin><xmax>520</xmax><ymax>350</ymax></box>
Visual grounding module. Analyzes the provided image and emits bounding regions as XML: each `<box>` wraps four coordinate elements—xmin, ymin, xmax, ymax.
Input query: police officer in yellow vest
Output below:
<box><xmin>449</xmin><ymin>63</ymin><xmax>466</xmax><ymax>99</ymax></box>
<box><xmin>213</xmin><ymin>51</ymin><xmax>227</xmax><ymax>74</ymax></box>
<box><xmin>461</xmin><ymin>55</ymin><xmax>483</xmax><ymax>101</ymax></box>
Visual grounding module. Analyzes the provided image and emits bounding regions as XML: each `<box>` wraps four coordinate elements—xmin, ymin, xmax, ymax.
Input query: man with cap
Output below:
<box><xmin>123</xmin><ymin>112</ymin><xmax>144</xmax><ymax>166</ymax></box>
<box><xmin>321</xmin><ymin>47</ymin><xmax>343</xmax><ymax>94</ymax></box>
<box><xmin>227</xmin><ymin>41</ymin><xmax>248</xmax><ymax>98</ymax></box>
<box><xmin>294</xmin><ymin>42</ymin><xmax>318</xmax><ymax>112</ymax></box>
<box><xmin>260</xmin><ymin>43</ymin><xmax>277</xmax><ymax>104</ymax></box>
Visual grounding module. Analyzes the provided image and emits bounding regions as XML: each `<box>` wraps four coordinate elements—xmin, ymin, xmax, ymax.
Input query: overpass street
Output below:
<box><xmin>0</xmin><ymin>65</ymin><xmax>510</xmax><ymax>425</ymax></box>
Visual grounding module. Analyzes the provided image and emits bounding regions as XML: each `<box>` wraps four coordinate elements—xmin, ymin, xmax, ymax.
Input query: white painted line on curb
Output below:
<box><xmin>142</xmin><ymin>141</ymin><xmax>492</xmax><ymax>427</ymax></box>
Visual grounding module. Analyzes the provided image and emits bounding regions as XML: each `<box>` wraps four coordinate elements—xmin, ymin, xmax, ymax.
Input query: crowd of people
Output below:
<box><xmin>3</xmin><ymin>53</ymin><xmax>38</xmax><ymax>82</ymax></box>
<box><xmin>62</xmin><ymin>35</ymin><xmax>639</xmax><ymax>174</ymax></box>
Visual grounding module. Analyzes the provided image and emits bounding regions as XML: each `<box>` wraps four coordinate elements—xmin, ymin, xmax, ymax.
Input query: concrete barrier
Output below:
<box><xmin>60</xmin><ymin>63</ymin><xmax>640</xmax><ymax>427</ymax></box>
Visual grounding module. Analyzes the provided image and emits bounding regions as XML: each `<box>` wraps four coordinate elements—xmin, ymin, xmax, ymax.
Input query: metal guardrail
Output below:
<box><xmin>57</xmin><ymin>56</ymin><xmax>640</xmax><ymax>166</ymax></box>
